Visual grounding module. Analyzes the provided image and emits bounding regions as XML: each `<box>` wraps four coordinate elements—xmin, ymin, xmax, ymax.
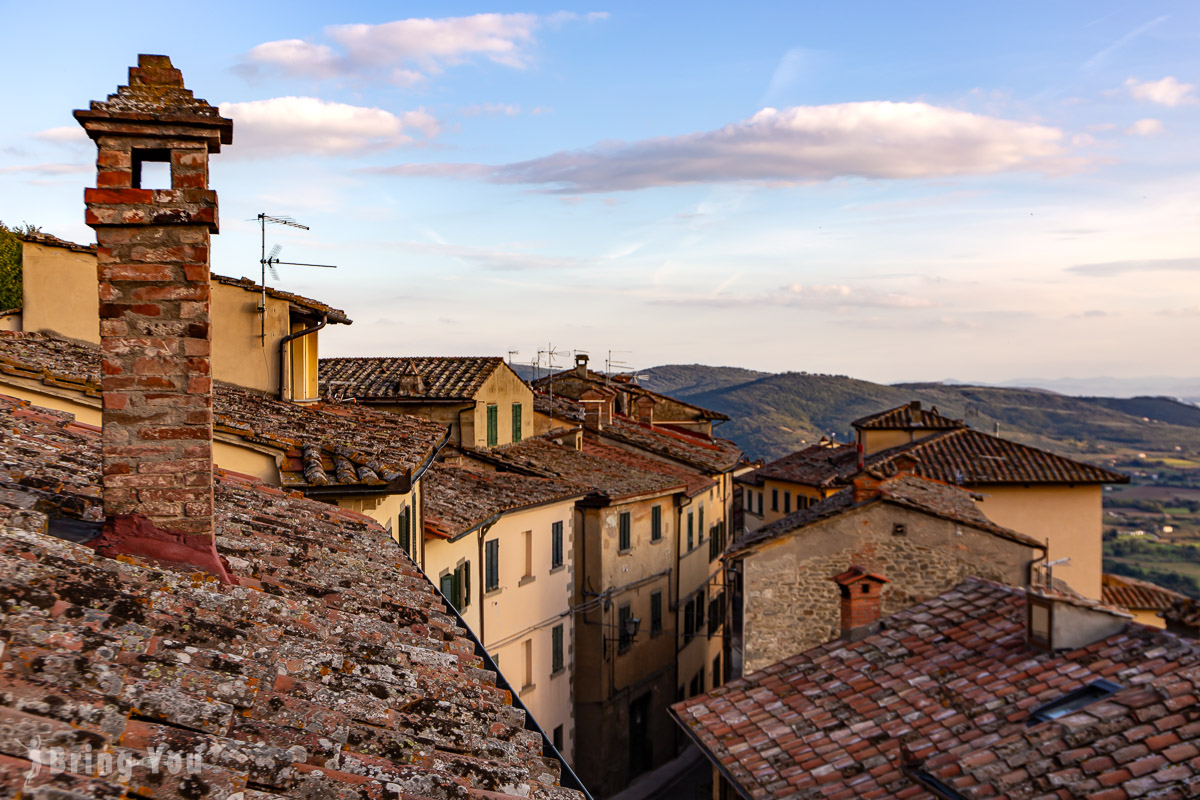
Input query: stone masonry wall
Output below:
<box><xmin>742</xmin><ymin>503</ymin><xmax>1038</xmax><ymax>673</ymax></box>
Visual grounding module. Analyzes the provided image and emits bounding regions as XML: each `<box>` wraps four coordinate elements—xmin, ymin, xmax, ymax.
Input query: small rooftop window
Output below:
<box><xmin>1026</xmin><ymin>679</ymin><xmax>1123</xmax><ymax>726</ymax></box>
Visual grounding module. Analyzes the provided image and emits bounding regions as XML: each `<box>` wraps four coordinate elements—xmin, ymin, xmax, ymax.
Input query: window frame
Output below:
<box><xmin>618</xmin><ymin>511</ymin><xmax>631</xmax><ymax>552</ymax></box>
<box><xmin>551</xmin><ymin>521</ymin><xmax>564</xmax><ymax>569</ymax></box>
<box><xmin>511</xmin><ymin>402</ymin><xmax>523</xmax><ymax>443</ymax></box>
<box><xmin>486</xmin><ymin>403</ymin><xmax>499</xmax><ymax>447</ymax></box>
<box><xmin>552</xmin><ymin>623</ymin><xmax>565</xmax><ymax>674</ymax></box>
<box><xmin>485</xmin><ymin>538</ymin><xmax>500</xmax><ymax>592</ymax></box>
<box><xmin>650</xmin><ymin>505</ymin><xmax>662</xmax><ymax>542</ymax></box>
<box><xmin>650</xmin><ymin>590</ymin><xmax>663</xmax><ymax>636</ymax></box>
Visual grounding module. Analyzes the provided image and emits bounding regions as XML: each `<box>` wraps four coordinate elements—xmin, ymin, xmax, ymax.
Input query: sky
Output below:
<box><xmin>1</xmin><ymin>1</ymin><xmax>1199</xmax><ymax>385</ymax></box>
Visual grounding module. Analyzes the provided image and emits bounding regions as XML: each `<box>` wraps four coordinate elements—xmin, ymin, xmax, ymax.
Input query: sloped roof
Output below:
<box><xmin>533</xmin><ymin>393</ymin><xmax>743</xmax><ymax>474</ymax></box>
<box><xmin>423</xmin><ymin>463</ymin><xmax>587</xmax><ymax>540</ymax></box>
<box><xmin>852</xmin><ymin>401</ymin><xmax>966</xmax><ymax>430</ymax></box>
<box><xmin>867</xmin><ymin>426</ymin><xmax>1129</xmax><ymax>485</ymax></box>
<box><xmin>1102</xmin><ymin>572</ymin><xmax>1188</xmax><ymax>612</ymax></box>
<box><xmin>532</xmin><ymin>368</ymin><xmax>730</xmax><ymax>421</ymax></box>
<box><xmin>734</xmin><ymin>473</ymin><xmax>1043</xmax><ymax>553</ymax></box>
<box><xmin>321</xmin><ymin>356</ymin><xmax>507</xmax><ymax>402</ymax></box>
<box><xmin>473</xmin><ymin>437</ymin><xmax>686</xmax><ymax>502</ymax></box>
<box><xmin>0</xmin><ymin>393</ymin><xmax>585</xmax><ymax>799</ymax></box>
<box><xmin>18</xmin><ymin>232</ymin><xmax>352</xmax><ymax>324</ymax></box>
<box><xmin>736</xmin><ymin>442</ymin><xmax>859</xmax><ymax>488</ymax></box>
<box><xmin>0</xmin><ymin>332</ymin><xmax>448</xmax><ymax>491</ymax></box>
<box><xmin>671</xmin><ymin>578</ymin><xmax>1200</xmax><ymax>800</ymax></box>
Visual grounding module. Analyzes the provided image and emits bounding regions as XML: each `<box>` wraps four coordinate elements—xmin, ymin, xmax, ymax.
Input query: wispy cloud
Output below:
<box><xmin>1125</xmin><ymin>76</ymin><xmax>1195</xmax><ymax>107</ymax></box>
<box><xmin>393</xmin><ymin>240</ymin><xmax>593</xmax><ymax>271</ymax></box>
<box><xmin>33</xmin><ymin>126</ymin><xmax>88</xmax><ymax>144</ymax></box>
<box><xmin>0</xmin><ymin>162</ymin><xmax>89</xmax><ymax>175</ymax></box>
<box><xmin>1067</xmin><ymin>257</ymin><xmax>1200</xmax><ymax>276</ymax></box>
<box><xmin>1126</xmin><ymin>118</ymin><xmax>1164</xmax><ymax>136</ymax></box>
<box><xmin>653</xmin><ymin>282</ymin><xmax>935</xmax><ymax>310</ymax></box>
<box><xmin>218</xmin><ymin>97</ymin><xmax>438</xmax><ymax>157</ymax></box>
<box><xmin>365</xmin><ymin>102</ymin><xmax>1070</xmax><ymax>193</ymax></box>
<box><xmin>1083</xmin><ymin>15</ymin><xmax>1168</xmax><ymax>70</ymax></box>
<box><xmin>238</xmin><ymin>12</ymin><xmax>606</xmax><ymax>85</ymax></box>
<box><xmin>462</xmin><ymin>103</ymin><xmax>522</xmax><ymax>117</ymax></box>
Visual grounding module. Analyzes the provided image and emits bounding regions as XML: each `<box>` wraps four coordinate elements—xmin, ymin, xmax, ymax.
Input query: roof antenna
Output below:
<box><xmin>254</xmin><ymin>213</ymin><xmax>339</xmax><ymax>339</ymax></box>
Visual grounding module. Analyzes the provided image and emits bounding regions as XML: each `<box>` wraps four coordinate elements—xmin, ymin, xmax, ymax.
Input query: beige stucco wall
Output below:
<box><xmin>423</xmin><ymin>499</ymin><xmax>577</xmax><ymax>763</ymax></box>
<box><xmin>213</xmin><ymin>438</ymin><xmax>279</xmax><ymax>484</ymax></box>
<box><xmin>747</xmin><ymin>479</ymin><xmax>835</xmax><ymax>529</ymax></box>
<box><xmin>210</xmin><ymin>281</ymin><xmax>290</xmax><ymax>395</ymax></box>
<box><xmin>0</xmin><ymin>381</ymin><xmax>101</xmax><ymax>424</ymax></box>
<box><xmin>286</xmin><ymin>319</ymin><xmax>319</xmax><ymax>401</ymax></box>
<box><xmin>1127</xmin><ymin>607</ymin><xmax>1166</xmax><ymax>629</ymax></box>
<box><xmin>0</xmin><ymin>312</ymin><xmax>22</xmax><ymax>332</ymax></box>
<box><xmin>973</xmin><ymin>484</ymin><xmax>1103</xmax><ymax>599</ymax></box>
<box><xmin>21</xmin><ymin>242</ymin><xmax>100</xmax><ymax>343</ymax></box>
<box><xmin>858</xmin><ymin>427</ymin><xmax>940</xmax><ymax>455</ymax></box>
<box><xmin>740</xmin><ymin>502</ymin><xmax>1040</xmax><ymax>673</ymax></box>
<box><xmin>468</xmin><ymin>365</ymin><xmax>534</xmax><ymax>449</ymax></box>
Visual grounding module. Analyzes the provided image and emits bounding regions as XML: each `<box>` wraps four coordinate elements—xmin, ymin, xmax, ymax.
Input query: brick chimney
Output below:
<box><xmin>830</xmin><ymin>566</ymin><xmax>889</xmax><ymax>642</ymax></box>
<box><xmin>634</xmin><ymin>394</ymin><xmax>655</xmax><ymax>425</ymax></box>
<box><xmin>851</xmin><ymin>473</ymin><xmax>882</xmax><ymax>504</ymax></box>
<box><xmin>575</xmin><ymin>353</ymin><xmax>589</xmax><ymax>378</ymax></box>
<box><xmin>77</xmin><ymin>55</ymin><xmax>234</xmax><ymax>582</ymax></box>
<box><xmin>580</xmin><ymin>386</ymin><xmax>605</xmax><ymax>430</ymax></box>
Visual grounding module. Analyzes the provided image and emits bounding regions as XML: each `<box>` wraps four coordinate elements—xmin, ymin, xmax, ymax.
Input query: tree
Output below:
<box><xmin>0</xmin><ymin>221</ymin><xmax>39</xmax><ymax>310</ymax></box>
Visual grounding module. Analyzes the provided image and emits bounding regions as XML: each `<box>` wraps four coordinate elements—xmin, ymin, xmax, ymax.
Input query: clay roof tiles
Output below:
<box><xmin>671</xmin><ymin>578</ymin><xmax>1200</xmax><ymax>800</ymax></box>
<box><xmin>320</xmin><ymin>357</ymin><xmax>506</xmax><ymax>402</ymax></box>
<box><xmin>1102</xmin><ymin>572</ymin><xmax>1189</xmax><ymax>612</ymax></box>
<box><xmin>867</xmin><ymin>426</ymin><xmax>1130</xmax><ymax>485</ymax></box>
<box><xmin>0</xmin><ymin>392</ymin><xmax>585</xmax><ymax>799</ymax></box>
<box><xmin>852</xmin><ymin>401</ymin><xmax>966</xmax><ymax>430</ymax></box>
<box><xmin>0</xmin><ymin>332</ymin><xmax>448</xmax><ymax>491</ymax></box>
<box><xmin>736</xmin><ymin>443</ymin><xmax>859</xmax><ymax>488</ymax></box>
<box><xmin>475</xmin><ymin>437</ymin><xmax>686</xmax><ymax>502</ymax></box>
<box><xmin>423</xmin><ymin>463</ymin><xmax>587</xmax><ymax>540</ymax></box>
<box><xmin>532</xmin><ymin>369</ymin><xmax>730</xmax><ymax>420</ymax></box>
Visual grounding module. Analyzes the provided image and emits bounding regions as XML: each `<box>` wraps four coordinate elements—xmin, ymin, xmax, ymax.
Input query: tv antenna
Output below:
<box><xmin>254</xmin><ymin>213</ymin><xmax>338</xmax><ymax>338</ymax></box>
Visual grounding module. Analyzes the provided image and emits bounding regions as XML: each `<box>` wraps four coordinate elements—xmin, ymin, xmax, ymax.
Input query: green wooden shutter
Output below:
<box><xmin>486</xmin><ymin>404</ymin><xmax>498</xmax><ymax>447</ymax></box>
<box><xmin>440</xmin><ymin>574</ymin><xmax>454</xmax><ymax>602</ymax></box>
<box><xmin>486</xmin><ymin>539</ymin><xmax>499</xmax><ymax>591</ymax></box>
<box><xmin>651</xmin><ymin>506</ymin><xmax>661</xmax><ymax>541</ymax></box>
<box><xmin>463</xmin><ymin>561</ymin><xmax>471</xmax><ymax>606</ymax></box>
<box><xmin>552</xmin><ymin>624</ymin><xmax>564</xmax><ymax>673</ymax></box>
<box><xmin>512</xmin><ymin>403</ymin><xmax>522</xmax><ymax>443</ymax></box>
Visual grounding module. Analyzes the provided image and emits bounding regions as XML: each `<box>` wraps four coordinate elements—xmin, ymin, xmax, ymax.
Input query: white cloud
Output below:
<box><xmin>34</xmin><ymin>126</ymin><xmax>88</xmax><ymax>143</ymax></box>
<box><xmin>1125</xmin><ymin>76</ymin><xmax>1195</xmax><ymax>107</ymax></box>
<box><xmin>218</xmin><ymin>97</ymin><xmax>438</xmax><ymax>157</ymax></box>
<box><xmin>462</xmin><ymin>103</ymin><xmax>522</xmax><ymax>117</ymax></box>
<box><xmin>240</xmin><ymin>12</ymin><xmax>605</xmax><ymax>84</ymax></box>
<box><xmin>1068</xmin><ymin>256</ymin><xmax>1200</xmax><ymax>276</ymax></box>
<box><xmin>394</xmin><ymin>240</ymin><xmax>593</xmax><ymax>271</ymax></box>
<box><xmin>1126</xmin><ymin>118</ymin><xmax>1164</xmax><ymax>136</ymax></box>
<box><xmin>366</xmin><ymin>102</ymin><xmax>1070</xmax><ymax>192</ymax></box>
<box><xmin>654</xmin><ymin>282</ymin><xmax>935</xmax><ymax>311</ymax></box>
<box><xmin>0</xmin><ymin>162</ymin><xmax>89</xmax><ymax>175</ymax></box>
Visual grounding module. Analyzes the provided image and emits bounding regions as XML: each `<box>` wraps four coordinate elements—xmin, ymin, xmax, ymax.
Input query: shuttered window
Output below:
<box><xmin>552</xmin><ymin>624</ymin><xmax>564</xmax><ymax>673</ymax></box>
<box><xmin>551</xmin><ymin>521</ymin><xmax>564</xmax><ymax>568</ymax></box>
<box><xmin>650</xmin><ymin>591</ymin><xmax>663</xmax><ymax>636</ymax></box>
<box><xmin>512</xmin><ymin>403</ymin><xmax>522</xmax><ymax>443</ymax></box>
<box><xmin>650</xmin><ymin>505</ymin><xmax>662</xmax><ymax>541</ymax></box>
<box><xmin>486</xmin><ymin>404</ymin><xmax>499</xmax><ymax>447</ymax></box>
<box><xmin>398</xmin><ymin>506</ymin><xmax>412</xmax><ymax>556</ymax></box>
<box><xmin>618</xmin><ymin>512</ymin><xmax>631</xmax><ymax>551</ymax></box>
<box><xmin>485</xmin><ymin>539</ymin><xmax>500</xmax><ymax>591</ymax></box>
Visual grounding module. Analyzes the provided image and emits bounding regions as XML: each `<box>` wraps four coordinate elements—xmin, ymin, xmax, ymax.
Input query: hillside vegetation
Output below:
<box><xmin>638</xmin><ymin>365</ymin><xmax>1200</xmax><ymax>462</ymax></box>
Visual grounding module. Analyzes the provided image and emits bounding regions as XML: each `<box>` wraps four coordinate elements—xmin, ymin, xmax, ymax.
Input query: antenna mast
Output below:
<box><xmin>255</xmin><ymin>213</ymin><xmax>338</xmax><ymax>339</ymax></box>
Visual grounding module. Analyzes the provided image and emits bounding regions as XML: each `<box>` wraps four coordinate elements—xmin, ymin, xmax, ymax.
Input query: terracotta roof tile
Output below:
<box><xmin>737</xmin><ymin>443</ymin><xmax>859</xmax><ymax>488</ymax></box>
<box><xmin>473</xmin><ymin>437</ymin><xmax>687</xmax><ymax>502</ymax></box>
<box><xmin>671</xmin><ymin>578</ymin><xmax>1200</xmax><ymax>799</ymax></box>
<box><xmin>321</xmin><ymin>357</ymin><xmax>506</xmax><ymax>402</ymax></box>
<box><xmin>852</xmin><ymin>401</ymin><xmax>966</xmax><ymax>431</ymax></box>
<box><xmin>533</xmin><ymin>394</ymin><xmax>743</xmax><ymax>474</ymax></box>
<box><xmin>1102</xmin><ymin>572</ymin><xmax>1188</xmax><ymax>613</ymax></box>
<box><xmin>868</xmin><ymin>427</ymin><xmax>1129</xmax><ymax>486</ymax></box>
<box><xmin>423</xmin><ymin>463</ymin><xmax>587</xmax><ymax>540</ymax></box>
<box><xmin>0</xmin><ymin>332</ymin><xmax>448</xmax><ymax>490</ymax></box>
<box><xmin>533</xmin><ymin>369</ymin><xmax>730</xmax><ymax>421</ymax></box>
<box><xmin>0</xmin><ymin>393</ymin><xmax>585</xmax><ymax>799</ymax></box>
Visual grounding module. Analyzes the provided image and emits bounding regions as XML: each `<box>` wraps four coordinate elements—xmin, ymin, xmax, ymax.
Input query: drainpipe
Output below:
<box><xmin>279</xmin><ymin>314</ymin><xmax>327</xmax><ymax>401</ymax></box>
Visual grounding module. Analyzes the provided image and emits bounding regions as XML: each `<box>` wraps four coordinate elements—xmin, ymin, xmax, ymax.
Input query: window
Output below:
<box><xmin>442</xmin><ymin>563</ymin><xmax>470</xmax><ymax>611</ymax></box>
<box><xmin>684</xmin><ymin>601</ymin><xmax>695</xmax><ymax>643</ymax></box>
<box><xmin>696</xmin><ymin>588</ymin><xmax>705</xmax><ymax>630</ymax></box>
<box><xmin>522</xmin><ymin>529</ymin><xmax>533</xmax><ymax>579</ymax></box>
<box><xmin>486</xmin><ymin>404</ymin><xmax>499</xmax><ymax>447</ymax></box>
<box><xmin>398</xmin><ymin>506</ymin><xmax>412</xmax><ymax>556</ymax></box>
<box><xmin>485</xmin><ymin>539</ymin><xmax>500</xmax><ymax>592</ymax></box>
<box><xmin>687</xmin><ymin>512</ymin><xmax>694</xmax><ymax>551</ymax></box>
<box><xmin>439</xmin><ymin>574</ymin><xmax>454</xmax><ymax>605</ymax></box>
<box><xmin>1027</xmin><ymin>680</ymin><xmax>1123</xmax><ymax>726</ymax></box>
<box><xmin>784</xmin><ymin>491</ymin><xmax>791</xmax><ymax>514</ymax></box>
<box><xmin>650</xmin><ymin>591</ymin><xmax>663</xmax><ymax>636</ymax></box>
<box><xmin>689</xmin><ymin>673</ymin><xmax>700</xmax><ymax>697</ymax></box>
<box><xmin>551</xmin><ymin>521</ymin><xmax>564</xmax><ymax>568</ymax></box>
<box><xmin>698</xmin><ymin>507</ymin><xmax>705</xmax><ymax>543</ymax></box>
<box><xmin>552</xmin><ymin>624</ymin><xmax>564</xmax><ymax>673</ymax></box>
<box><xmin>552</xmin><ymin>725</ymin><xmax>564</xmax><ymax>752</ymax></box>
<box><xmin>650</xmin><ymin>505</ymin><xmax>662</xmax><ymax>541</ymax></box>
<box><xmin>893</xmin><ymin>523</ymin><xmax>907</xmax><ymax>537</ymax></box>
<box><xmin>618</xmin><ymin>604</ymin><xmax>633</xmax><ymax>653</ymax></box>
<box><xmin>511</xmin><ymin>402</ymin><xmax>523</xmax><ymax>443</ymax></box>
<box><xmin>771</xmin><ymin>488</ymin><xmax>778</xmax><ymax>511</ymax></box>
<box><xmin>757</xmin><ymin>491</ymin><xmax>764</xmax><ymax>515</ymax></box>
<box><xmin>522</xmin><ymin>638</ymin><xmax>533</xmax><ymax>689</ymax></box>
<box><xmin>618</xmin><ymin>511</ymin><xmax>631</xmax><ymax>551</ymax></box>
<box><xmin>708</xmin><ymin>592</ymin><xmax>722</xmax><ymax>636</ymax></box>
<box><xmin>712</xmin><ymin>655</ymin><xmax>722</xmax><ymax>688</ymax></box>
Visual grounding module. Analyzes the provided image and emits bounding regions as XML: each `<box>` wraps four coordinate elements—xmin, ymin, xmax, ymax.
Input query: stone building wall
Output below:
<box><xmin>740</xmin><ymin>502</ymin><xmax>1039</xmax><ymax>673</ymax></box>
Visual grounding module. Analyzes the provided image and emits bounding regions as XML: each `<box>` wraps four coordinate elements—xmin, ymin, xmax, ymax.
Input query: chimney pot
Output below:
<box><xmin>575</xmin><ymin>353</ymin><xmax>589</xmax><ymax>378</ymax></box>
<box><xmin>830</xmin><ymin>566</ymin><xmax>889</xmax><ymax>641</ymax></box>
<box><xmin>634</xmin><ymin>394</ymin><xmax>655</xmax><ymax>425</ymax></box>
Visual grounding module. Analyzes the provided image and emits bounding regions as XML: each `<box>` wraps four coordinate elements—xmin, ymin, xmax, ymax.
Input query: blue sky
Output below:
<box><xmin>2</xmin><ymin>1</ymin><xmax>1198</xmax><ymax>384</ymax></box>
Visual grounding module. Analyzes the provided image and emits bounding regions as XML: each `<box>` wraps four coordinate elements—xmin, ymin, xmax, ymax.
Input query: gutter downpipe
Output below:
<box><xmin>279</xmin><ymin>314</ymin><xmax>327</xmax><ymax>401</ymax></box>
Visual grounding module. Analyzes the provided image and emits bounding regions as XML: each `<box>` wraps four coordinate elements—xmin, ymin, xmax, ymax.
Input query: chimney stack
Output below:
<box><xmin>580</xmin><ymin>386</ymin><xmax>605</xmax><ymax>430</ymax></box>
<box><xmin>830</xmin><ymin>566</ymin><xmax>889</xmax><ymax>642</ymax></box>
<box><xmin>77</xmin><ymin>55</ymin><xmax>234</xmax><ymax>581</ymax></box>
<box><xmin>634</xmin><ymin>394</ymin><xmax>655</xmax><ymax>425</ymax></box>
<box><xmin>575</xmin><ymin>353</ymin><xmax>589</xmax><ymax>378</ymax></box>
